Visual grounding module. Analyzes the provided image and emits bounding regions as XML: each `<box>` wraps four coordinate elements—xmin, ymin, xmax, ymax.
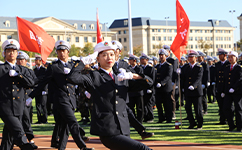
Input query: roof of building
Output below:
<box><xmin>109</xmin><ymin>17</ymin><xmax>232</xmax><ymax>29</ymax></box>
<box><xmin>0</xmin><ymin>16</ymin><xmax>110</xmax><ymax>31</ymax></box>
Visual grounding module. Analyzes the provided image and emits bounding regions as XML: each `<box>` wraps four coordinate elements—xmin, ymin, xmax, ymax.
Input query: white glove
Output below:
<box><xmin>202</xmin><ymin>84</ymin><xmax>205</xmax><ymax>89</ymax></box>
<box><xmin>188</xmin><ymin>85</ymin><xmax>194</xmax><ymax>90</ymax></box>
<box><xmin>117</xmin><ymin>69</ymin><xmax>133</xmax><ymax>81</ymax></box>
<box><xmin>9</xmin><ymin>70</ymin><xmax>18</xmax><ymax>77</ymax></box>
<box><xmin>81</xmin><ymin>51</ymin><xmax>98</xmax><ymax>65</ymax></box>
<box><xmin>172</xmin><ymin>82</ymin><xmax>175</xmax><ymax>86</ymax></box>
<box><xmin>64</xmin><ymin>67</ymin><xmax>71</xmax><ymax>74</ymax></box>
<box><xmin>229</xmin><ymin>88</ymin><xmax>234</xmax><ymax>93</ymax></box>
<box><xmin>85</xmin><ymin>91</ymin><xmax>91</xmax><ymax>99</ymax></box>
<box><xmin>175</xmin><ymin>86</ymin><xmax>178</xmax><ymax>89</ymax></box>
<box><xmin>156</xmin><ymin>83</ymin><xmax>161</xmax><ymax>88</ymax></box>
<box><xmin>26</xmin><ymin>98</ymin><xmax>33</xmax><ymax>106</ymax></box>
<box><xmin>221</xmin><ymin>93</ymin><xmax>225</xmax><ymax>98</ymax></box>
<box><xmin>212</xmin><ymin>82</ymin><xmax>216</xmax><ymax>85</ymax></box>
<box><xmin>119</xmin><ymin>68</ymin><xmax>126</xmax><ymax>74</ymax></box>
<box><xmin>176</xmin><ymin>68</ymin><xmax>181</xmax><ymax>74</ymax></box>
<box><xmin>42</xmin><ymin>91</ymin><xmax>47</xmax><ymax>95</ymax></box>
<box><xmin>182</xmin><ymin>89</ymin><xmax>184</xmax><ymax>92</ymax></box>
<box><xmin>75</xmin><ymin>85</ymin><xmax>78</xmax><ymax>89</ymax></box>
<box><xmin>147</xmin><ymin>89</ymin><xmax>152</xmax><ymax>93</ymax></box>
<box><xmin>207</xmin><ymin>82</ymin><xmax>210</xmax><ymax>87</ymax></box>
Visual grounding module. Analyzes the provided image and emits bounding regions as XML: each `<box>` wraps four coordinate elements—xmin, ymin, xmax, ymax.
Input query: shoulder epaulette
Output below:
<box><xmin>74</xmin><ymin>62</ymin><xmax>79</xmax><ymax>68</ymax></box>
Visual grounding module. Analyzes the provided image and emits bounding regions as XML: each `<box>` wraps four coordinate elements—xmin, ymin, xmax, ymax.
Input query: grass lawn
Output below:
<box><xmin>0</xmin><ymin>100</ymin><xmax>241</xmax><ymax>146</ymax></box>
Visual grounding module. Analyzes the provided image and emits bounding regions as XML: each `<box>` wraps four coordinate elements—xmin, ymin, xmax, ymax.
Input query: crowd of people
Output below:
<box><xmin>0</xmin><ymin>38</ymin><xmax>241</xmax><ymax>150</ymax></box>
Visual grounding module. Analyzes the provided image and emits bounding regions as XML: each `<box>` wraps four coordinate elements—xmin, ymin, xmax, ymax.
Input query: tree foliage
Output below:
<box><xmin>133</xmin><ymin>44</ymin><xmax>143</xmax><ymax>56</ymax></box>
<box><xmin>80</xmin><ymin>43</ymin><xmax>94</xmax><ymax>56</ymax></box>
<box><xmin>197</xmin><ymin>39</ymin><xmax>212</xmax><ymax>52</ymax></box>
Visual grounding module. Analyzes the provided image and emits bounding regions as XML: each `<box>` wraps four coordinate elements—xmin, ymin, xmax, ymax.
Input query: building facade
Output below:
<box><xmin>238</xmin><ymin>13</ymin><xmax>242</xmax><ymax>49</ymax></box>
<box><xmin>0</xmin><ymin>16</ymin><xmax>115</xmax><ymax>49</ymax></box>
<box><xmin>109</xmin><ymin>17</ymin><xmax>234</xmax><ymax>56</ymax></box>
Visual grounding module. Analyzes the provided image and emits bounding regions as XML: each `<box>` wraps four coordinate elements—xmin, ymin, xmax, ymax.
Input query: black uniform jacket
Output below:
<box><xmin>181</xmin><ymin>63</ymin><xmax>203</xmax><ymax>97</ymax></box>
<box><xmin>166</xmin><ymin>57</ymin><xmax>178</xmax><ymax>83</ymax></box>
<box><xmin>67</xmin><ymin>61</ymin><xmax>153</xmax><ymax>136</ymax></box>
<box><xmin>209</xmin><ymin>65</ymin><xmax>216</xmax><ymax>83</ymax></box>
<box><xmin>128</xmin><ymin>65</ymin><xmax>144</xmax><ymax>97</ymax></box>
<box><xmin>215</xmin><ymin>60</ymin><xmax>230</xmax><ymax>93</ymax></box>
<box><xmin>222</xmin><ymin>63</ymin><xmax>242</xmax><ymax>94</ymax></box>
<box><xmin>112</xmin><ymin>59</ymin><xmax>135</xmax><ymax>74</ymax></box>
<box><xmin>0</xmin><ymin>62</ymin><xmax>34</xmax><ymax>116</ymax></box>
<box><xmin>143</xmin><ymin>65</ymin><xmax>155</xmax><ymax>94</ymax></box>
<box><xmin>155</xmin><ymin>62</ymin><xmax>173</xmax><ymax>92</ymax></box>
<box><xmin>201</xmin><ymin>62</ymin><xmax>210</xmax><ymax>87</ymax></box>
<box><xmin>34</xmin><ymin>66</ymin><xmax>47</xmax><ymax>96</ymax></box>
<box><xmin>29</xmin><ymin>60</ymin><xmax>76</xmax><ymax>109</ymax></box>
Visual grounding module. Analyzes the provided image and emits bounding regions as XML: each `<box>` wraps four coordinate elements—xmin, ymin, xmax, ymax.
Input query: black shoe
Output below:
<box><xmin>197</xmin><ymin>126</ymin><xmax>203</xmax><ymax>130</ymax></box>
<box><xmin>50</xmin><ymin>142</ymin><xmax>59</xmax><ymax>148</ymax></box>
<box><xmin>188</xmin><ymin>123</ymin><xmax>197</xmax><ymax>129</ymax></box>
<box><xmin>228</xmin><ymin>126</ymin><xmax>236</xmax><ymax>131</ymax></box>
<box><xmin>183</xmin><ymin>117</ymin><xmax>188</xmax><ymax>120</ymax></box>
<box><xmin>140</xmin><ymin>131</ymin><xmax>154</xmax><ymax>140</ymax></box>
<box><xmin>30</xmin><ymin>143</ymin><xmax>38</xmax><ymax>149</ymax></box>
<box><xmin>145</xmin><ymin>119</ymin><xmax>154</xmax><ymax>123</ymax></box>
<box><xmin>21</xmin><ymin>143</ymin><xmax>34</xmax><ymax>150</ymax></box>
<box><xmin>215</xmin><ymin>122</ymin><xmax>227</xmax><ymax>125</ymax></box>
<box><xmin>237</xmin><ymin>128</ymin><xmax>242</xmax><ymax>132</ymax></box>
<box><xmin>81</xmin><ymin>147</ymin><xmax>95</xmax><ymax>150</ymax></box>
<box><xmin>166</xmin><ymin>120</ymin><xmax>172</xmax><ymax>123</ymax></box>
<box><xmin>34</xmin><ymin>121</ymin><xmax>42</xmax><ymax>124</ymax></box>
<box><xmin>82</xmin><ymin>136</ymin><xmax>90</xmax><ymax>142</ymax></box>
<box><xmin>203</xmin><ymin>111</ymin><xmax>208</xmax><ymax>115</ymax></box>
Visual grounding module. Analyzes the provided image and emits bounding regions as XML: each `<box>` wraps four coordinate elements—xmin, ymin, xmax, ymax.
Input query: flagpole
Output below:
<box><xmin>128</xmin><ymin>0</ymin><xmax>133</xmax><ymax>54</ymax></box>
<box><xmin>178</xmin><ymin>60</ymin><xmax>183</xmax><ymax>129</ymax></box>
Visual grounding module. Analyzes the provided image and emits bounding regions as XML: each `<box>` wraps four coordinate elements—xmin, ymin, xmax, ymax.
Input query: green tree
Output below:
<box><xmin>197</xmin><ymin>39</ymin><xmax>212</xmax><ymax>53</ymax></box>
<box><xmin>80</xmin><ymin>43</ymin><xmax>94</xmax><ymax>56</ymax></box>
<box><xmin>133</xmin><ymin>44</ymin><xmax>143</xmax><ymax>56</ymax></box>
<box><xmin>69</xmin><ymin>44</ymin><xmax>81</xmax><ymax>57</ymax></box>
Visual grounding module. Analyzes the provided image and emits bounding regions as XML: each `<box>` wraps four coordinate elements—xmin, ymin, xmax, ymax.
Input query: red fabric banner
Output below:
<box><xmin>96</xmin><ymin>8</ymin><xmax>103</xmax><ymax>44</ymax></box>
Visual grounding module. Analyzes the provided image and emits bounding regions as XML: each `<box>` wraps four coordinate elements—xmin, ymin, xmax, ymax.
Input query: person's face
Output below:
<box><xmin>159</xmin><ymin>54</ymin><xmax>167</xmax><ymax>63</ymax></box>
<box><xmin>208</xmin><ymin>60</ymin><xmax>213</xmax><ymax>66</ymax></box>
<box><xmin>17</xmin><ymin>59</ymin><xmax>27</xmax><ymax>66</ymax></box>
<box><xmin>115</xmin><ymin>49</ymin><xmax>121</xmax><ymax>61</ymax></box>
<box><xmin>57</xmin><ymin>49</ymin><xmax>69</xmax><ymax>61</ymax></box>
<box><xmin>228</xmin><ymin>55</ymin><xmax>237</xmax><ymax>64</ymax></box>
<box><xmin>128</xmin><ymin>59</ymin><xmax>135</xmax><ymax>66</ymax></box>
<box><xmin>35</xmin><ymin>59</ymin><xmax>42</xmax><ymax>66</ymax></box>
<box><xmin>188</xmin><ymin>56</ymin><xmax>196</xmax><ymax>64</ymax></box>
<box><xmin>197</xmin><ymin>56</ymin><xmax>203</xmax><ymax>62</ymax></box>
<box><xmin>140</xmin><ymin>58</ymin><xmax>148</xmax><ymax>65</ymax></box>
<box><xmin>219</xmin><ymin>54</ymin><xmax>226</xmax><ymax>61</ymax></box>
<box><xmin>180</xmin><ymin>60</ymin><xmax>185</xmax><ymax>66</ymax></box>
<box><xmin>97</xmin><ymin>50</ymin><xmax>115</xmax><ymax>70</ymax></box>
<box><xmin>4</xmin><ymin>49</ymin><xmax>17</xmax><ymax>62</ymax></box>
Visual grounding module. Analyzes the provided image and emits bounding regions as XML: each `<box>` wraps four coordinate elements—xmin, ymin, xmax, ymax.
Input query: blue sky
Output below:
<box><xmin>0</xmin><ymin>0</ymin><xmax>241</xmax><ymax>41</ymax></box>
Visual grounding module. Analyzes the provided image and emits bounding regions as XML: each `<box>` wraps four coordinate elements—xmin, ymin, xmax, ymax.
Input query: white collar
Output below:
<box><xmin>231</xmin><ymin>63</ymin><xmax>237</xmax><ymax>67</ymax></box>
<box><xmin>221</xmin><ymin>60</ymin><xmax>226</xmax><ymax>64</ymax></box>
<box><xmin>100</xmin><ymin>68</ymin><xmax>113</xmax><ymax>75</ymax></box>
<box><xmin>132</xmin><ymin>65</ymin><xmax>137</xmax><ymax>69</ymax></box>
<box><xmin>6</xmin><ymin>61</ymin><xmax>16</xmax><ymax>68</ymax></box>
<box><xmin>59</xmin><ymin>59</ymin><xmax>68</xmax><ymax>66</ymax></box>
<box><xmin>160</xmin><ymin>61</ymin><xmax>166</xmax><ymax>66</ymax></box>
<box><xmin>189</xmin><ymin>63</ymin><xmax>196</xmax><ymax>68</ymax></box>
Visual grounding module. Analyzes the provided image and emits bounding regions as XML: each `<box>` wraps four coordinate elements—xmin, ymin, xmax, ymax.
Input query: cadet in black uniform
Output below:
<box><xmin>140</xmin><ymin>53</ymin><xmax>155</xmax><ymax>123</ymax></box>
<box><xmin>33</xmin><ymin>55</ymin><xmax>48</xmax><ymax>124</ymax></box>
<box><xmin>207</xmin><ymin>56</ymin><xmax>216</xmax><ymax>103</ymax></box>
<box><xmin>197</xmin><ymin>51</ymin><xmax>210</xmax><ymax>115</ymax></box>
<box><xmin>26</xmin><ymin>40</ymin><xmax>93</xmax><ymax>150</ymax></box>
<box><xmin>215</xmin><ymin>48</ymin><xmax>230</xmax><ymax>125</ymax></box>
<box><xmin>155</xmin><ymin>49</ymin><xmax>173</xmax><ymax>123</ymax></box>
<box><xmin>163</xmin><ymin>45</ymin><xmax>178</xmax><ymax>119</ymax></box>
<box><xmin>68</xmin><ymin>41</ymin><xmax>153</xmax><ymax>150</ymax></box>
<box><xmin>127</xmin><ymin>54</ymin><xmax>144</xmax><ymax>123</ymax></box>
<box><xmin>0</xmin><ymin>39</ymin><xmax>35</xmax><ymax>150</ymax></box>
<box><xmin>222</xmin><ymin>51</ymin><xmax>242</xmax><ymax>132</ymax></box>
<box><xmin>181</xmin><ymin>50</ymin><xmax>203</xmax><ymax>129</ymax></box>
<box><xmin>16</xmin><ymin>51</ymin><xmax>38</xmax><ymax>149</ymax></box>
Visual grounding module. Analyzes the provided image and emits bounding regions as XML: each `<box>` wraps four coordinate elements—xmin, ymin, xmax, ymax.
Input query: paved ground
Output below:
<box><xmin>4</xmin><ymin>135</ymin><xmax>242</xmax><ymax>150</ymax></box>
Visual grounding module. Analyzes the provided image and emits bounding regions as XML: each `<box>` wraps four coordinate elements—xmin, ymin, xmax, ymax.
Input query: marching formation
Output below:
<box><xmin>0</xmin><ymin>38</ymin><xmax>241</xmax><ymax>150</ymax></box>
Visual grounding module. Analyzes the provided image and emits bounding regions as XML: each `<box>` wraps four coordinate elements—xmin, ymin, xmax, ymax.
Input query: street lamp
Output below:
<box><xmin>104</xmin><ymin>22</ymin><xmax>108</xmax><ymax>39</ymax></box>
<box><xmin>165</xmin><ymin>17</ymin><xmax>169</xmax><ymax>44</ymax></box>
<box><xmin>229</xmin><ymin>10</ymin><xmax>236</xmax><ymax>50</ymax></box>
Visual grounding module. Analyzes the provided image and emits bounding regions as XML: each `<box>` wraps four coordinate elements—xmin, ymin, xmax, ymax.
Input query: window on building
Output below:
<box><xmin>57</xmin><ymin>36</ymin><xmax>60</xmax><ymax>41</ymax></box>
<box><xmin>210</xmin><ymin>45</ymin><xmax>213</xmax><ymax>48</ymax></box>
<box><xmin>124</xmin><ymin>46</ymin><xmax>127</xmax><ymax>51</ymax></box>
<box><xmin>82</xmin><ymin>24</ymin><xmax>86</xmax><ymax>29</ymax></box>
<box><xmin>189</xmin><ymin>37</ymin><xmax>193</xmax><ymax>41</ymax></box>
<box><xmin>118</xmin><ymin>31</ymin><xmax>121</xmax><ymax>34</ymax></box>
<box><xmin>195</xmin><ymin>30</ymin><xmax>199</xmax><ymax>33</ymax></box>
<box><xmin>210</xmin><ymin>37</ymin><xmax>213</xmax><ymax>41</ymax></box>
<box><xmin>224</xmin><ymin>44</ymin><xmax>227</xmax><ymax>48</ymax></box>
<box><xmin>75</xmin><ymin>37</ymin><xmax>79</xmax><ymax>43</ymax></box>
<box><xmin>152</xmin><ymin>36</ymin><xmax>155</xmax><ymax>41</ymax></box>
<box><xmin>124</xmin><ymin>20</ymin><xmax>128</xmax><ymax>26</ymax></box>
<box><xmin>195</xmin><ymin>45</ymin><xmax>198</xmax><ymax>49</ymax></box>
<box><xmin>215</xmin><ymin>30</ymin><xmax>218</xmax><ymax>33</ymax></box>
<box><xmin>229</xmin><ymin>44</ymin><xmax>231</xmax><ymax>48</ymax></box>
<box><xmin>216</xmin><ymin>37</ymin><xmax>218</xmax><ymax>41</ymax></box>
<box><xmin>221</xmin><ymin>44</ymin><xmax>223</xmax><ymax>48</ymax></box>
<box><xmin>124</xmin><ymin>38</ymin><xmax>127</xmax><ymax>42</ymax></box>
<box><xmin>158</xmin><ymin>29</ymin><xmax>161</xmax><ymax>32</ymax></box>
<box><xmin>229</xmin><ymin>37</ymin><xmax>231</xmax><ymax>41</ymax></box>
<box><xmin>163</xmin><ymin>29</ymin><xmax>166</xmax><ymax>33</ymax></box>
<box><xmin>169</xmin><ymin>37</ymin><xmax>172</xmax><ymax>41</ymax></box>
<box><xmin>5</xmin><ymin>20</ymin><xmax>10</xmax><ymax>27</ymax></box>
<box><xmin>221</xmin><ymin>37</ymin><xmax>223</xmax><ymax>41</ymax></box>
<box><xmin>153</xmin><ymin>45</ymin><xmax>156</xmax><ymax>49</ymax></box>
<box><xmin>152</xmin><ymin>29</ymin><xmax>155</xmax><ymax>32</ymax></box>
<box><xmin>228</xmin><ymin>30</ymin><xmax>231</xmax><ymax>33</ymax></box>
<box><xmin>123</xmin><ymin>30</ymin><xmax>126</xmax><ymax>34</ymax></box>
<box><xmin>169</xmin><ymin>29</ymin><xmax>172</xmax><ymax>33</ymax></box>
<box><xmin>164</xmin><ymin>37</ymin><xmax>166</xmax><ymax>41</ymax></box>
<box><xmin>99</xmin><ymin>24</ymin><xmax>102</xmax><ymax>30</ymax></box>
<box><xmin>224</xmin><ymin>37</ymin><xmax>226</xmax><ymax>41</ymax></box>
<box><xmin>205</xmin><ymin>37</ymin><xmax>207</xmax><ymax>41</ymax></box>
<box><xmin>7</xmin><ymin>35</ymin><xmax>12</xmax><ymax>39</ymax></box>
<box><xmin>216</xmin><ymin>44</ymin><xmax>218</xmax><ymax>48</ymax></box>
<box><xmin>84</xmin><ymin>37</ymin><xmax>88</xmax><ymax>42</ymax></box>
<box><xmin>210</xmin><ymin>30</ymin><xmax>213</xmax><ymax>33</ymax></box>
<box><xmin>119</xmin><ymin>38</ymin><xmax>121</xmax><ymax>43</ymax></box>
<box><xmin>67</xmin><ymin>37</ymin><xmax>70</xmax><ymax>42</ymax></box>
<box><xmin>200</xmin><ymin>37</ymin><xmax>203</xmax><ymax>40</ymax></box>
<box><xmin>200</xmin><ymin>30</ymin><xmax>203</xmax><ymax>33</ymax></box>
<box><xmin>174</xmin><ymin>29</ymin><xmax>177</xmax><ymax>33</ymax></box>
<box><xmin>190</xmin><ymin>29</ymin><xmax>193</xmax><ymax>33</ymax></box>
<box><xmin>90</xmin><ymin>24</ymin><xmax>94</xmax><ymax>30</ymax></box>
<box><xmin>92</xmin><ymin>37</ymin><xmax>96</xmax><ymax>43</ymax></box>
<box><xmin>195</xmin><ymin>37</ymin><xmax>198</xmax><ymax>41</ymax></box>
<box><xmin>191</xmin><ymin>45</ymin><xmax>193</xmax><ymax>49</ymax></box>
<box><xmin>158</xmin><ymin>36</ymin><xmax>161</xmax><ymax>41</ymax></box>
<box><xmin>205</xmin><ymin>30</ymin><xmax>207</xmax><ymax>33</ymax></box>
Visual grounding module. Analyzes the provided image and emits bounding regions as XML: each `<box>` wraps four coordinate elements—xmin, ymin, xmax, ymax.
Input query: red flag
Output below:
<box><xmin>96</xmin><ymin>8</ymin><xmax>103</xmax><ymax>44</ymax></box>
<box><xmin>170</xmin><ymin>0</ymin><xmax>190</xmax><ymax>61</ymax></box>
<box><xmin>17</xmin><ymin>16</ymin><xmax>55</xmax><ymax>64</ymax></box>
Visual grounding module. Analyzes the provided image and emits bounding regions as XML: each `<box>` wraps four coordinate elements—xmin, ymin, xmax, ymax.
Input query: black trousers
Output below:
<box><xmin>22</xmin><ymin>106</ymin><xmax>34</xmax><ymax>141</ymax></box>
<box><xmin>51</xmin><ymin>106</ymin><xmax>61</xmax><ymax>146</ymax></box>
<box><xmin>216</xmin><ymin>92</ymin><xmax>227</xmax><ymax>123</ymax></box>
<box><xmin>56</xmin><ymin>102</ymin><xmax>86</xmax><ymax>150</ymax></box>
<box><xmin>100</xmin><ymin>135</ymin><xmax>152</xmax><ymax>150</ymax></box>
<box><xmin>35</xmin><ymin>95</ymin><xmax>48</xmax><ymax>123</ymax></box>
<box><xmin>155</xmin><ymin>91</ymin><xmax>173</xmax><ymax>122</ymax></box>
<box><xmin>224</xmin><ymin>94</ymin><xmax>242</xmax><ymax>130</ymax></box>
<box><xmin>202</xmin><ymin>88</ymin><xmax>208</xmax><ymax>112</ymax></box>
<box><xmin>127</xmin><ymin>107</ymin><xmax>145</xmax><ymax>135</ymax></box>
<box><xmin>0</xmin><ymin>115</ymin><xmax>33</xmax><ymax>150</ymax></box>
<box><xmin>207</xmin><ymin>85</ymin><xmax>216</xmax><ymax>103</ymax></box>
<box><xmin>185</xmin><ymin>96</ymin><xmax>203</xmax><ymax>127</ymax></box>
<box><xmin>143</xmin><ymin>93</ymin><xmax>154</xmax><ymax>121</ymax></box>
<box><xmin>127</xmin><ymin>96</ymin><xmax>144</xmax><ymax>123</ymax></box>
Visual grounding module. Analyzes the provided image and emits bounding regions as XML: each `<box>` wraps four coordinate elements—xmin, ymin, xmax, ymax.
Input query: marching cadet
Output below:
<box><xmin>222</xmin><ymin>51</ymin><xmax>242</xmax><ymax>132</ymax></box>
<box><xmin>207</xmin><ymin>56</ymin><xmax>216</xmax><ymax>103</ymax></box>
<box><xmin>140</xmin><ymin>53</ymin><xmax>156</xmax><ymax>123</ymax></box>
<box><xmin>180</xmin><ymin>50</ymin><xmax>203</xmax><ymax>129</ymax></box>
<box><xmin>152</xmin><ymin>56</ymin><xmax>158</xmax><ymax>66</ymax></box>
<box><xmin>0</xmin><ymin>39</ymin><xmax>35</xmax><ymax>150</ymax></box>
<box><xmin>215</xmin><ymin>48</ymin><xmax>230</xmax><ymax>125</ymax></box>
<box><xmin>33</xmin><ymin>54</ymin><xmax>48</xmax><ymax>124</ymax></box>
<box><xmin>26</xmin><ymin>40</ymin><xmax>93</xmax><ymax>150</ymax></box>
<box><xmin>213</xmin><ymin>56</ymin><xmax>219</xmax><ymax>63</ymax></box>
<box><xmin>111</xmin><ymin>41</ymin><xmax>154</xmax><ymax>140</ymax></box>
<box><xmin>197</xmin><ymin>51</ymin><xmax>210</xmax><ymax>115</ymax></box>
<box><xmin>163</xmin><ymin>45</ymin><xmax>178</xmax><ymax>119</ymax></box>
<box><xmin>155</xmin><ymin>49</ymin><xmax>173</xmax><ymax>123</ymax></box>
<box><xmin>16</xmin><ymin>51</ymin><xmax>38</xmax><ymax>149</ymax></box>
<box><xmin>127</xmin><ymin>54</ymin><xmax>144</xmax><ymax>123</ymax></box>
<box><xmin>67</xmin><ymin>41</ymin><xmax>153</xmax><ymax>150</ymax></box>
